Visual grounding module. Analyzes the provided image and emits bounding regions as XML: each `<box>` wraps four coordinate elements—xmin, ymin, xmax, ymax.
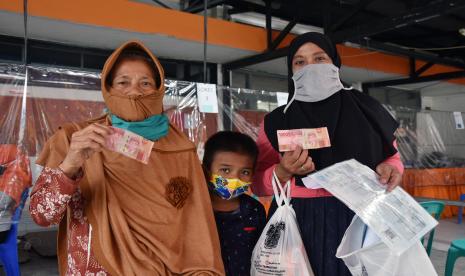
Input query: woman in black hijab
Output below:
<box><xmin>252</xmin><ymin>32</ymin><xmax>404</xmax><ymax>276</ymax></box>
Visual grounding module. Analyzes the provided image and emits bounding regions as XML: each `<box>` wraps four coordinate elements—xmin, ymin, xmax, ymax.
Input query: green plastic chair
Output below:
<box><xmin>419</xmin><ymin>201</ymin><xmax>445</xmax><ymax>256</ymax></box>
<box><xmin>445</xmin><ymin>239</ymin><xmax>465</xmax><ymax>276</ymax></box>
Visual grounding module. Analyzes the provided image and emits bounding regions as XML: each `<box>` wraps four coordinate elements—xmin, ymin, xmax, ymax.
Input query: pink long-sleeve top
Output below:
<box><xmin>252</xmin><ymin>123</ymin><xmax>404</xmax><ymax>198</ymax></box>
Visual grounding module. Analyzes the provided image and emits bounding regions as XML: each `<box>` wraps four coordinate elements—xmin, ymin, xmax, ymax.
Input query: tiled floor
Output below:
<box><xmin>1</xmin><ymin>218</ymin><xmax>465</xmax><ymax>276</ymax></box>
<box><xmin>431</xmin><ymin>248</ymin><xmax>465</xmax><ymax>276</ymax></box>
<box><xmin>433</xmin><ymin>218</ymin><xmax>465</xmax><ymax>251</ymax></box>
<box><xmin>430</xmin><ymin>218</ymin><xmax>465</xmax><ymax>275</ymax></box>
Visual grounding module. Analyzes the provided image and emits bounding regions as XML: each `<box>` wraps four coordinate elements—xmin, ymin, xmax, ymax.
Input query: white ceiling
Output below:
<box><xmin>0</xmin><ymin>10</ymin><xmax>256</xmax><ymax>63</ymax></box>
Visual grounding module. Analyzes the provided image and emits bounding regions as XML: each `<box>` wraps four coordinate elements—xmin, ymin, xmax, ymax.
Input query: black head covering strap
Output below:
<box><xmin>264</xmin><ymin>32</ymin><xmax>399</xmax><ymax>187</ymax></box>
<box><xmin>287</xmin><ymin>32</ymin><xmax>341</xmax><ymax>102</ymax></box>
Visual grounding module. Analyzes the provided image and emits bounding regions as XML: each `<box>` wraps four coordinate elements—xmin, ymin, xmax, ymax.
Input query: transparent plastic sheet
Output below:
<box><xmin>218</xmin><ymin>86</ymin><xmax>279</xmax><ymax>139</ymax></box>
<box><xmin>0</xmin><ymin>64</ymin><xmax>221</xmax><ymax>234</ymax></box>
<box><xmin>2</xmin><ymin>62</ymin><xmax>465</xmax><ymax>233</ymax></box>
<box><xmin>164</xmin><ymin>80</ymin><xmax>219</xmax><ymax>159</ymax></box>
<box><xmin>394</xmin><ymin>108</ymin><xmax>465</xmax><ymax>168</ymax></box>
<box><xmin>218</xmin><ymin>87</ymin><xmax>280</xmax><ymax>211</ymax></box>
<box><xmin>387</xmin><ymin>105</ymin><xmax>465</xmax><ymax>218</ymax></box>
<box><xmin>20</xmin><ymin>66</ymin><xmax>106</xmax><ymax>233</ymax></box>
<box><xmin>0</xmin><ymin>63</ymin><xmax>32</xmax><ymax>236</ymax></box>
<box><xmin>220</xmin><ymin>92</ymin><xmax>465</xmax><ymax>216</ymax></box>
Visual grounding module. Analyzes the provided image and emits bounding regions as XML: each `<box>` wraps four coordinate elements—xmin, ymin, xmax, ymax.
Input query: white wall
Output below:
<box><xmin>422</xmin><ymin>94</ymin><xmax>465</xmax><ymax>112</ymax></box>
<box><xmin>421</xmin><ymin>82</ymin><xmax>465</xmax><ymax>112</ymax></box>
<box><xmin>231</xmin><ymin>70</ymin><xmax>287</xmax><ymax>92</ymax></box>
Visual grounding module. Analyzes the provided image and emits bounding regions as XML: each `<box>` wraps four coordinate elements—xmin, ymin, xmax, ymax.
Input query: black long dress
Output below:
<box><xmin>264</xmin><ymin>89</ymin><xmax>399</xmax><ymax>276</ymax></box>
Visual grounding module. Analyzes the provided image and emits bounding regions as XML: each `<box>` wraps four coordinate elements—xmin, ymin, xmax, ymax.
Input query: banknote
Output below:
<box><xmin>105</xmin><ymin>127</ymin><xmax>154</xmax><ymax>164</ymax></box>
<box><xmin>277</xmin><ymin>127</ymin><xmax>330</xmax><ymax>152</ymax></box>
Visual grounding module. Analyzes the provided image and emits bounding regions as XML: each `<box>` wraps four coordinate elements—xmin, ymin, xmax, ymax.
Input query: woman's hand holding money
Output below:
<box><xmin>275</xmin><ymin>146</ymin><xmax>315</xmax><ymax>183</ymax></box>
<box><xmin>60</xmin><ymin>124</ymin><xmax>112</xmax><ymax>179</ymax></box>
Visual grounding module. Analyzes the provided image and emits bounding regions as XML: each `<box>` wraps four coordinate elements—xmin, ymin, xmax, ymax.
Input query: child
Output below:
<box><xmin>203</xmin><ymin>131</ymin><xmax>266</xmax><ymax>276</ymax></box>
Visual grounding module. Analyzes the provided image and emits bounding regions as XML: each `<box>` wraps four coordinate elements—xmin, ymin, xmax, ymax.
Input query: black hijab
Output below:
<box><xmin>264</xmin><ymin>32</ymin><xmax>399</xmax><ymax>187</ymax></box>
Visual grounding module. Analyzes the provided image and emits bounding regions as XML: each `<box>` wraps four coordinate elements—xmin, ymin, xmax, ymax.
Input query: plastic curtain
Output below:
<box><xmin>1</xmin><ymin>63</ymin><xmax>465</xmax><ymax>233</ymax></box>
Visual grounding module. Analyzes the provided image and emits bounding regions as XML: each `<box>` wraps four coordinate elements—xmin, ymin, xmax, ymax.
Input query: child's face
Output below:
<box><xmin>210</xmin><ymin>151</ymin><xmax>254</xmax><ymax>182</ymax></box>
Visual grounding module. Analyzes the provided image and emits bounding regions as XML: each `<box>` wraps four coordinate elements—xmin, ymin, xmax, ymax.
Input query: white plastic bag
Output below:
<box><xmin>250</xmin><ymin>172</ymin><xmax>314</xmax><ymax>276</ymax></box>
<box><xmin>336</xmin><ymin>216</ymin><xmax>437</xmax><ymax>276</ymax></box>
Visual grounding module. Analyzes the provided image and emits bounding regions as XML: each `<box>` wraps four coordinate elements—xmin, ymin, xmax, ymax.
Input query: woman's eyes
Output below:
<box><xmin>315</xmin><ymin>56</ymin><xmax>329</xmax><ymax>62</ymax></box>
<box><xmin>293</xmin><ymin>56</ymin><xmax>329</xmax><ymax>66</ymax></box>
<box><xmin>112</xmin><ymin>80</ymin><xmax>155</xmax><ymax>92</ymax></box>
<box><xmin>141</xmin><ymin>80</ymin><xmax>155</xmax><ymax>87</ymax></box>
<box><xmin>115</xmin><ymin>80</ymin><xmax>129</xmax><ymax>86</ymax></box>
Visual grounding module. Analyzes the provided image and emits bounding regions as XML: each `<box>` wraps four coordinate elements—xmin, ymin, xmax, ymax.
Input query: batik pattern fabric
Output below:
<box><xmin>30</xmin><ymin>167</ymin><xmax>109</xmax><ymax>276</ymax></box>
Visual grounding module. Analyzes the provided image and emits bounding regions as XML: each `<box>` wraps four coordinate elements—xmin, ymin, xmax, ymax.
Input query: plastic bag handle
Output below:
<box><xmin>271</xmin><ymin>170</ymin><xmax>285</xmax><ymax>205</ymax></box>
<box><xmin>272</xmin><ymin>170</ymin><xmax>291</xmax><ymax>207</ymax></box>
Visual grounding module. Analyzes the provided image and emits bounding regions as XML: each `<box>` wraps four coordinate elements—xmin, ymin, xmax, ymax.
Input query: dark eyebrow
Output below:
<box><xmin>313</xmin><ymin>51</ymin><xmax>329</xmax><ymax>57</ymax></box>
<box><xmin>219</xmin><ymin>163</ymin><xmax>232</xmax><ymax>166</ymax></box>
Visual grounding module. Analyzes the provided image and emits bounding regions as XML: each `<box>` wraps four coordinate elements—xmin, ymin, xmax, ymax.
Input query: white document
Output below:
<box><xmin>276</xmin><ymin>92</ymin><xmax>288</xmax><ymax>107</ymax></box>
<box><xmin>303</xmin><ymin>159</ymin><xmax>438</xmax><ymax>254</ymax></box>
<box><xmin>197</xmin><ymin>83</ymin><xmax>218</xmax><ymax>113</ymax></box>
<box><xmin>302</xmin><ymin>174</ymin><xmax>323</xmax><ymax>189</ymax></box>
<box><xmin>453</xmin><ymin>111</ymin><xmax>464</xmax><ymax>129</ymax></box>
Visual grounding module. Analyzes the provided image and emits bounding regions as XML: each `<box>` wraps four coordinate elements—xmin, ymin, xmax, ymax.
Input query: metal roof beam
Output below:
<box><xmin>269</xmin><ymin>19</ymin><xmax>297</xmax><ymax>51</ymax></box>
<box><xmin>331</xmin><ymin>0</ymin><xmax>377</xmax><ymax>32</ymax></box>
<box><xmin>185</xmin><ymin>0</ymin><xmax>226</xmax><ymax>13</ymax></box>
<box><xmin>151</xmin><ymin>0</ymin><xmax>172</xmax><ymax>9</ymax></box>
<box><xmin>332</xmin><ymin>0</ymin><xmax>465</xmax><ymax>43</ymax></box>
<box><xmin>362</xmin><ymin>70</ymin><xmax>465</xmax><ymax>88</ymax></box>
<box><xmin>222</xmin><ymin>47</ymin><xmax>287</xmax><ymax>71</ymax></box>
<box><xmin>226</xmin><ymin>0</ymin><xmax>267</xmax><ymax>14</ymax></box>
<box><xmin>223</xmin><ymin>0</ymin><xmax>465</xmax><ymax>71</ymax></box>
<box><xmin>265</xmin><ymin>0</ymin><xmax>272</xmax><ymax>50</ymax></box>
<box><xmin>409</xmin><ymin>57</ymin><xmax>416</xmax><ymax>78</ymax></box>
<box><xmin>356</xmin><ymin>39</ymin><xmax>465</xmax><ymax>69</ymax></box>
<box><xmin>222</xmin><ymin>36</ymin><xmax>465</xmax><ymax>71</ymax></box>
<box><xmin>414</xmin><ymin>62</ymin><xmax>435</xmax><ymax>77</ymax></box>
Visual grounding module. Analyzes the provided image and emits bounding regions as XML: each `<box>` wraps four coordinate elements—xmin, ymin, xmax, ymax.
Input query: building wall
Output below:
<box><xmin>422</xmin><ymin>94</ymin><xmax>465</xmax><ymax>112</ymax></box>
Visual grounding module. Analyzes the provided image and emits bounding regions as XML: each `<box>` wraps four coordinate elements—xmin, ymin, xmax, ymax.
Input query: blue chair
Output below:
<box><xmin>457</xmin><ymin>194</ymin><xmax>465</xmax><ymax>224</ymax></box>
<box><xmin>0</xmin><ymin>189</ymin><xmax>29</xmax><ymax>276</ymax></box>
<box><xmin>420</xmin><ymin>201</ymin><xmax>445</xmax><ymax>256</ymax></box>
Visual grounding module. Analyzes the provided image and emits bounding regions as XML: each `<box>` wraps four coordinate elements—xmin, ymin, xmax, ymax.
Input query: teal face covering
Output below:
<box><xmin>110</xmin><ymin>114</ymin><xmax>169</xmax><ymax>141</ymax></box>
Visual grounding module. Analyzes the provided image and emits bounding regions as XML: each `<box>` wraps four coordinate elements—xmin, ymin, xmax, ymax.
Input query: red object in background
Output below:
<box><xmin>0</xmin><ymin>145</ymin><xmax>32</xmax><ymax>206</ymax></box>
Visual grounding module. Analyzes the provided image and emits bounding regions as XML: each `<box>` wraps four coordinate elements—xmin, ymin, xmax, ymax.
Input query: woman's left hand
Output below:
<box><xmin>376</xmin><ymin>163</ymin><xmax>402</xmax><ymax>192</ymax></box>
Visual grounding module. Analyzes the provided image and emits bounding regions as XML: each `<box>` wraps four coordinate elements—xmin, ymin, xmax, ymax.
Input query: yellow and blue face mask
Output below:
<box><xmin>209</xmin><ymin>174</ymin><xmax>251</xmax><ymax>200</ymax></box>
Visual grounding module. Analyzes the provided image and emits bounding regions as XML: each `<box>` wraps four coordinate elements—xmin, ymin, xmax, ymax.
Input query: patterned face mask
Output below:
<box><xmin>209</xmin><ymin>174</ymin><xmax>251</xmax><ymax>200</ymax></box>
